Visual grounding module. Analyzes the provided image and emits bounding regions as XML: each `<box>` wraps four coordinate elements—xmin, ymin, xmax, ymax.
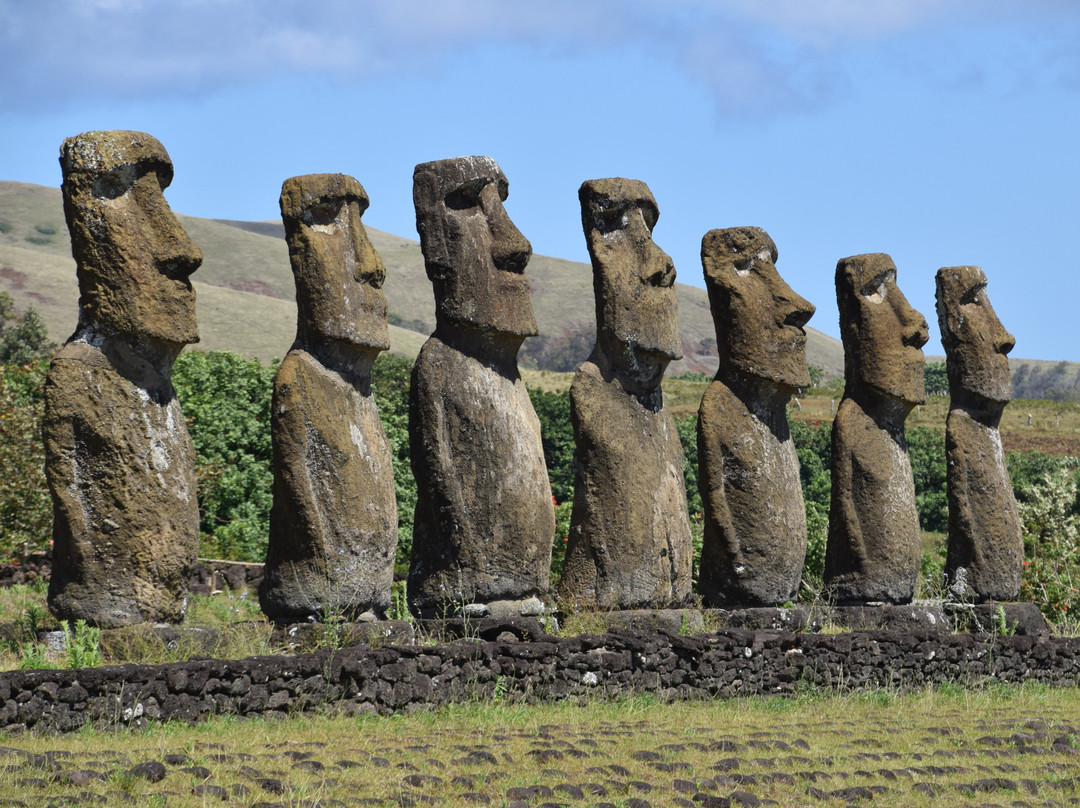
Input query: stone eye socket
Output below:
<box><xmin>860</xmin><ymin>270</ymin><xmax>894</xmax><ymax>303</ymax></box>
<box><xmin>960</xmin><ymin>283</ymin><xmax>986</xmax><ymax>306</ymax></box>
<box><xmin>591</xmin><ymin>205</ymin><xmax>626</xmax><ymax>234</ymax></box>
<box><xmin>732</xmin><ymin>257</ymin><xmax>753</xmax><ymax>277</ymax></box>
<box><xmin>91</xmin><ymin>164</ymin><xmax>138</xmax><ymax>200</ymax></box>
<box><xmin>305</xmin><ymin>200</ymin><xmax>342</xmax><ymax>227</ymax></box>
<box><xmin>445</xmin><ymin>179</ymin><xmax>487</xmax><ymax>211</ymax></box>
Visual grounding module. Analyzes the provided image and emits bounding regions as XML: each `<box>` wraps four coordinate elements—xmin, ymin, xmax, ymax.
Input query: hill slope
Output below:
<box><xmin>0</xmin><ymin>180</ymin><xmax>974</xmax><ymax>385</ymax></box>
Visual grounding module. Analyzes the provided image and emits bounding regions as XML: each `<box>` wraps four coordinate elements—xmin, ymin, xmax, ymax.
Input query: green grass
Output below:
<box><xmin>0</xmin><ymin>687</ymin><xmax>1076</xmax><ymax>806</ymax></box>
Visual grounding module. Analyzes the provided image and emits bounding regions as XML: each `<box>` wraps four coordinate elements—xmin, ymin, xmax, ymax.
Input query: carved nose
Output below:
<box><xmin>903</xmin><ymin>310</ymin><xmax>929</xmax><ymax>349</ymax></box>
<box><xmin>646</xmin><ymin>247</ymin><xmax>676</xmax><ymax>287</ymax></box>
<box><xmin>151</xmin><ymin>198</ymin><xmax>203</xmax><ymax>279</ymax></box>
<box><xmin>779</xmin><ymin>283</ymin><xmax>815</xmax><ymax>330</ymax></box>
<box><xmin>481</xmin><ymin>184</ymin><xmax>531</xmax><ymax>273</ymax></box>
<box><xmin>996</xmin><ymin>321</ymin><xmax>1016</xmax><ymax>356</ymax></box>
<box><xmin>357</xmin><ymin>236</ymin><xmax>386</xmax><ymax>289</ymax></box>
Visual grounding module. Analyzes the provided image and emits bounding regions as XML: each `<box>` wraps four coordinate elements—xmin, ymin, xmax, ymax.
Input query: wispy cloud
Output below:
<box><xmin>2</xmin><ymin>0</ymin><xmax>1078</xmax><ymax>115</ymax></box>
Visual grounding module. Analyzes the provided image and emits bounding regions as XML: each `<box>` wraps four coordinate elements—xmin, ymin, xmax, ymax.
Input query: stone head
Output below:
<box><xmin>701</xmin><ymin>226</ymin><xmax>815</xmax><ymax>390</ymax></box>
<box><xmin>935</xmin><ymin>265</ymin><xmax>1014</xmax><ymax>404</ymax></box>
<box><xmin>60</xmin><ymin>131</ymin><xmax>202</xmax><ymax>346</ymax></box>
<box><xmin>836</xmin><ymin>253</ymin><xmax>929</xmax><ymax>406</ymax></box>
<box><xmin>280</xmin><ymin>173</ymin><xmax>389</xmax><ymax>354</ymax></box>
<box><xmin>580</xmin><ymin>178</ymin><xmax>681</xmax><ymax>391</ymax></box>
<box><xmin>413</xmin><ymin>156</ymin><xmax>537</xmax><ymax>338</ymax></box>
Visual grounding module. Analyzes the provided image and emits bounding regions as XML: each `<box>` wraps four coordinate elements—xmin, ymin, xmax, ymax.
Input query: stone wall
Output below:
<box><xmin>2</xmin><ymin>628</ymin><xmax>1078</xmax><ymax>734</ymax></box>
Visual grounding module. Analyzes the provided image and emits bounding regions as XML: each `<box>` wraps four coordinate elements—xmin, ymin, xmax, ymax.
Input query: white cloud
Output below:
<box><xmin>1</xmin><ymin>0</ymin><xmax>1078</xmax><ymax>115</ymax></box>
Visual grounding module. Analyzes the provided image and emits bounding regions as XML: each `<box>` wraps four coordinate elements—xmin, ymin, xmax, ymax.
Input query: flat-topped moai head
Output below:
<box><xmin>413</xmin><ymin>156</ymin><xmax>537</xmax><ymax>340</ymax></box>
<box><xmin>60</xmin><ymin>131</ymin><xmax>202</xmax><ymax>348</ymax></box>
<box><xmin>702</xmin><ymin>227</ymin><xmax>815</xmax><ymax>392</ymax></box>
<box><xmin>281</xmin><ymin>173</ymin><xmax>389</xmax><ymax>358</ymax></box>
<box><xmin>836</xmin><ymin>253</ymin><xmax>928</xmax><ymax>408</ymax></box>
<box><xmin>935</xmin><ymin>265</ymin><xmax>1015</xmax><ymax>407</ymax></box>
<box><xmin>580</xmin><ymin>178</ymin><xmax>681</xmax><ymax>394</ymax></box>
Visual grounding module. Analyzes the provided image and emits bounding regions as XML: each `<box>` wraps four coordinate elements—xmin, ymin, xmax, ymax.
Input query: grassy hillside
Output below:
<box><xmin>0</xmin><ymin>180</ymin><xmax>842</xmax><ymax>373</ymax></box>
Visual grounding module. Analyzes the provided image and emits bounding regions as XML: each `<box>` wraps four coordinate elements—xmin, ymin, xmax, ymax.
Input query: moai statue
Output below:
<box><xmin>259</xmin><ymin>174</ymin><xmax>397</xmax><ymax>621</ymax></box>
<box><xmin>408</xmin><ymin>157</ymin><xmax>554</xmax><ymax>616</ymax></box>
<box><xmin>558</xmin><ymin>178</ymin><xmax>693</xmax><ymax>610</ymax></box>
<box><xmin>936</xmin><ymin>266</ymin><xmax>1022</xmax><ymax>602</ymax></box>
<box><xmin>45</xmin><ymin>131</ymin><xmax>201</xmax><ymax>627</ymax></box>
<box><xmin>825</xmin><ymin>254</ymin><xmax>929</xmax><ymax>604</ymax></box>
<box><xmin>697</xmin><ymin>227</ymin><xmax>816</xmax><ymax>606</ymax></box>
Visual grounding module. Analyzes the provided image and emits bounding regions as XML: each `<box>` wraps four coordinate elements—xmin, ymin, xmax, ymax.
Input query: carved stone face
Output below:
<box><xmin>580</xmin><ymin>178</ymin><xmax>681</xmax><ymax>391</ymax></box>
<box><xmin>701</xmin><ymin>227</ymin><xmax>815</xmax><ymax>390</ymax></box>
<box><xmin>60</xmin><ymin>131</ymin><xmax>202</xmax><ymax>346</ymax></box>
<box><xmin>280</xmin><ymin>174</ymin><xmax>389</xmax><ymax>353</ymax></box>
<box><xmin>836</xmin><ymin>253</ymin><xmax>929</xmax><ymax>405</ymax></box>
<box><xmin>413</xmin><ymin>156</ymin><xmax>537</xmax><ymax>338</ymax></box>
<box><xmin>936</xmin><ymin>265</ymin><xmax>1014</xmax><ymax>404</ymax></box>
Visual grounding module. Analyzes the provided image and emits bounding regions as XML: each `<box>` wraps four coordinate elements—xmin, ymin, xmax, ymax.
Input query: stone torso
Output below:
<box><xmin>408</xmin><ymin>337</ymin><xmax>554</xmax><ymax>611</ymax></box>
<box><xmin>697</xmin><ymin>380</ymin><xmax>806</xmax><ymax>606</ymax></box>
<box><xmin>44</xmin><ymin>342</ymin><xmax>198</xmax><ymax>626</ymax></box>
<box><xmin>558</xmin><ymin>361</ymin><xmax>692</xmax><ymax>609</ymax></box>
<box><xmin>825</xmin><ymin>396</ymin><xmax>921</xmax><ymax>604</ymax></box>
<box><xmin>944</xmin><ymin>409</ymin><xmax>1022</xmax><ymax>601</ymax></box>
<box><xmin>261</xmin><ymin>350</ymin><xmax>397</xmax><ymax>619</ymax></box>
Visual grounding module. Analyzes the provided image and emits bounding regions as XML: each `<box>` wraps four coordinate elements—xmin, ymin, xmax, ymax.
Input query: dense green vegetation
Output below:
<box><xmin>0</xmin><ymin>291</ymin><xmax>54</xmax><ymax>365</ymax></box>
<box><xmin>1</xmin><ymin>349</ymin><xmax>1078</xmax><ymax>627</ymax></box>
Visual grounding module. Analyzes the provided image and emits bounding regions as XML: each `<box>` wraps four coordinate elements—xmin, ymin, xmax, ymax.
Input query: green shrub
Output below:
<box><xmin>924</xmin><ymin>362</ymin><xmax>949</xmax><ymax>396</ymax></box>
<box><xmin>0</xmin><ymin>292</ymin><xmax>56</xmax><ymax>364</ymax></box>
<box><xmin>1018</xmin><ymin>469</ymin><xmax>1080</xmax><ymax>621</ymax></box>
<box><xmin>0</xmin><ymin>360</ymin><xmax>51</xmax><ymax>559</ymax></box>
<box><xmin>908</xmin><ymin>426</ymin><xmax>947</xmax><ymax>533</ymax></box>
<box><xmin>675</xmin><ymin>414</ymin><xmax>702</xmax><ymax>518</ymax></box>
<box><xmin>371</xmin><ymin>354</ymin><xmax>416</xmax><ymax>576</ymax></box>
<box><xmin>172</xmin><ymin>350</ymin><xmax>275</xmax><ymax>561</ymax></box>
<box><xmin>529</xmin><ymin>387</ymin><xmax>576</xmax><ymax>505</ymax></box>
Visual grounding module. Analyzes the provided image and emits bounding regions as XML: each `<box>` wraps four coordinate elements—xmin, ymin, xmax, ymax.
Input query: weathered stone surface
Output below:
<box><xmin>696</xmin><ymin>227</ymin><xmax>816</xmax><ymax>606</ymax></box>
<box><xmin>46</xmin><ymin>131</ymin><xmax>201</xmax><ymax>627</ymax></box>
<box><xmin>407</xmin><ymin>157</ymin><xmax>554</xmax><ymax>615</ymax></box>
<box><xmin>936</xmin><ymin>265</ymin><xmax>1022</xmax><ymax>602</ymax></box>
<box><xmin>825</xmin><ymin>253</ymin><xmax>928</xmax><ymax>605</ymax></box>
<box><xmin>558</xmin><ymin>178</ymin><xmax>692</xmax><ymax>610</ymax></box>
<box><xmin>259</xmin><ymin>174</ymin><xmax>397</xmax><ymax>621</ymax></box>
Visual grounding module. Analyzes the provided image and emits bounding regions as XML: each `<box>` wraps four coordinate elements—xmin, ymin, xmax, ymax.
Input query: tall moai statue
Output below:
<box><xmin>259</xmin><ymin>175</ymin><xmax>397</xmax><ymax>621</ymax></box>
<box><xmin>408</xmin><ymin>157</ymin><xmax>555</xmax><ymax>616</ymax></box>
<box><xmin>45</xmin><ymin>131</ymin><xmax>202</xmax><ymax>627</ymax></box>
<box><xmin>936</xmin><ymin>266</ymin><xmax>1022</xmax><ymax>602</ymax></box>
<box><xmin>558</xmin><ymin>178</ymin><xmax>693</xmax><ymax>610</ymax></box>
<box><xmin>697</xmin><ymin>227</ymin><xmax>816</xmax><ymax>606</ymax></box>
<box><xmin>825</xmin><ymin>254</ymin><xmax>929</xmax><ymax>604</ymax></box>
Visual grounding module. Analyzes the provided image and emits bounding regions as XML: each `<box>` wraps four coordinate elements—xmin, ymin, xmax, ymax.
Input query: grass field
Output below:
<box><xmin>0</xmin><ymin>687</ymin><xmax>1076</xmax><ymax>806</ymax></box>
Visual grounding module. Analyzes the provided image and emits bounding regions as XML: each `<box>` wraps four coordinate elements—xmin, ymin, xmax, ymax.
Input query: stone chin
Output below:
<box><xmin>867</xmin><ymin>355</ymin><xmax>926</xmax><ymax>406</ymax></box>
<box><xmin>93</xmin><ymin>294</ymin><xmax>199</xmax><ymax>348</ymax></box>
<box><xmin>319</xmin><ymin>288</ymin><xmax>391</xmax><ymax>352</ymax></box>
<box><xmin>953</xmin><ymin>353</ymin><xmax>1013</xmax><ymax>404</ymax></box>
<box><xmin>726</xmin><ymin>342</ymin><xmax>811</xmax><ymax>391</ymax></box>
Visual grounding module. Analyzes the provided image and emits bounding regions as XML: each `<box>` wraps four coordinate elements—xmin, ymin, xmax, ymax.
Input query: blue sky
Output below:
<box><xmin>2</xmin><ymin>1</ymin><xmax>1078</xmax><ymax>362</ymax></box>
